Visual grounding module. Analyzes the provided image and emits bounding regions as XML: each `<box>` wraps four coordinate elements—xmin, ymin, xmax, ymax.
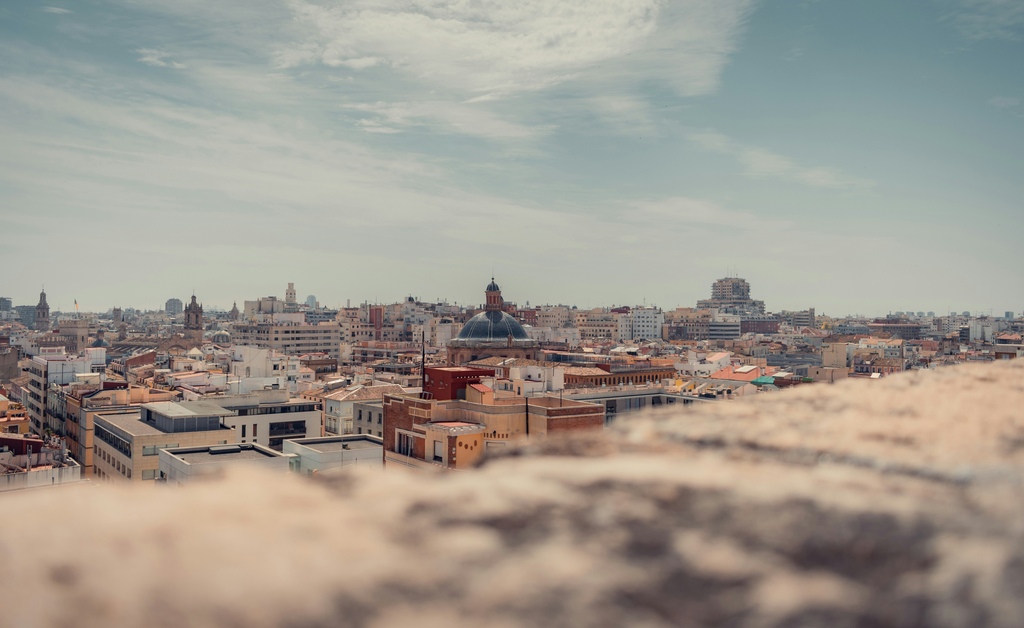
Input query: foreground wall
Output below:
<box><xmin>2</xmin><ymin>361</ymin><xmax>1024</xmax><ymax>627</ymax></box>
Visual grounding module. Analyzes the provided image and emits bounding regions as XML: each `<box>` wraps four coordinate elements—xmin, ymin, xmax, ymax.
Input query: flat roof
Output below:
<box><xmin>95</xmin><ymin>411</ymin><xmax>163</xmax><ymax>436</ymax></box>
<box><xmin>290</xmin><ymin>436</ymin><xmax>382</xmax><ymax>452</ymax></box>
<box><xmin>171</xmin><ymin>444</ymin><xmax>283</xmax><ymax>464</ymax></box>
<box><xmin>142</xmin><ymin>401</ymin><xmax>235</xmax><ymax>418</ymax></box>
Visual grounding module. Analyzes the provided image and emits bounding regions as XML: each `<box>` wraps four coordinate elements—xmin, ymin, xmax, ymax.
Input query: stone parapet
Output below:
<box><xmin>2</xmin><ymin>361</ymin><xmax>1024</xmax><ymax>627</ymax></box>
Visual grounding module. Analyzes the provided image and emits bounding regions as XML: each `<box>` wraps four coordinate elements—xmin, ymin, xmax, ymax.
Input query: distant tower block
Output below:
<box><xmin>165</xmin><ymin>298</ymin><xmax>184</xmax><ymax>316</ymax></box>
<box><xmin>305</xmin><ymin>295</ymin><xmax>317</xmax><ymax>309</ymax></box>
<box><xmin>697</xmin><ymin>277</ymin><xmax>765</xmax><ymax>315</ymax></box>
<box><xmin>285</xmin><ymin>283</ymin><xmax>297</xmax><ymax>305</ymax></box>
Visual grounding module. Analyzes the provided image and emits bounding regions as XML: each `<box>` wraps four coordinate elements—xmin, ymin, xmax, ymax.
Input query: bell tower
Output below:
<box><xmin>485</xmin><ymin>278</ymin><xmax>503</xmax><ymax>312</ymax></box>
<box><xmin>183</xmin><ymin>294</ymin><xmax>203</xmax><ymax>342</ymax></box>
<box><xmin>35</xmin><ymin>288</ymin><xmax>50</xmax><ymax>331</ymax></box>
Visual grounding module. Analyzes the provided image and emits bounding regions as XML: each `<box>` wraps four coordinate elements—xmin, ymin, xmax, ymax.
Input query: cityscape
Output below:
<box><xmin>2</xmin><ymin>0</ymin><xmax>1023</xmax><ymax>625</ymax></box>
<box><xmin>2</xmin><ymin>275</ymin><xmax>1021</xmax><ymax>484</ymax></box>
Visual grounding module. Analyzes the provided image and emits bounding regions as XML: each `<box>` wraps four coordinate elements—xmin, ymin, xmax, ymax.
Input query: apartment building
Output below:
<box><xmin>93</xmin><ymin>405</ymin><xmax>236</xmax><ymax>482</ymax></box>
<box><xmin>383</xmin><ymin>383</ymin><xmax>604</xmax><ymax>471</ymax></box>
<box><xmin>232</xmin><ymin>321</ymin><xmax>342</xmax><ymax>359</ymax></box>
<box><xmin>205</xmin><ymin>390</ymin><xmax>322</xmax><ymax>450</ymax></box>
<box><xmin>20</xmin><ymin>347</ymin><xmax>94</xmax><ymax>435</ymax></box>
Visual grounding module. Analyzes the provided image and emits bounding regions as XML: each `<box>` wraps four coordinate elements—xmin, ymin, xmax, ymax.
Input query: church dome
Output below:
<box><xmin>455</xmin><ymin>310</ymin><xmax>530</xmax><ymax>343</ymax></box>
<box><xmin>486</xmin><ymin>279</ymin><xmax>500</xmax><ymax>292</ymax></box>
<box><xmin>90</xmin><ymin>338</ymin><xmax>110</xmax><ymax>348</ymax></box>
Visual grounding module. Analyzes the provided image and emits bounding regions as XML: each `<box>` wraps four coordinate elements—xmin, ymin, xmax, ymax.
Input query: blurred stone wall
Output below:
<box><xmin>2</xmin><ymin>360</ymin><xmax>1024</xmax><ymax>627</ymax></box>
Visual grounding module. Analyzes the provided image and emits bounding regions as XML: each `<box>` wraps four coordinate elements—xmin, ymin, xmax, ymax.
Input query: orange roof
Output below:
<box><xmin>709</xmin><ymin>365</ymin><xmax>763</xmax><ymax>382</ymax></box>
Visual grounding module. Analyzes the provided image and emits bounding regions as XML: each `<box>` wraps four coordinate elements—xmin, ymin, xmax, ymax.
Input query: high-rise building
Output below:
<box><xmin>285</xmin><ymin>282</ymin><xmax>297</xmax><ymax>305</ymax></box>
<box><xmin>0</xmin><ymin>297</ymin><xmax>11</xmax><ymax>312</ymax></box>
<box><xmin>697</xmin><ymin>277</ymin><xmax>766</xmax><ymax>315</ymax></box>
<box><xmin>14</xmin><ymin>305</ymin><xmax>36</xmax><ymax>328</ymax></box>
<box><xmin>165</xmin><ymin>298</ymin><xmax>184</xmax><ymax>316</ymax></box>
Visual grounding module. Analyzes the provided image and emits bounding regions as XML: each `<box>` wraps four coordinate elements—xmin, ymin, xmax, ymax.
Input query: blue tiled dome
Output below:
<box><xmin>457</xmin><ymin>310</ymin><xmax>529</xmax><ymax>342</ymax></box>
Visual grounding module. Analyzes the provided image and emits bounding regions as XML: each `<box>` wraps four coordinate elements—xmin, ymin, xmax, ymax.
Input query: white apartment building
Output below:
<box><xmin>209</xmin><ymin>390</ymin><xmax>322</xmax><ymax>450</ymax></box>
<box><xmin>21</xmin><ymin>347</ymin><xmax>96</xmax><ymax>435</ymax></box>
<box><xmin>284</xmin><ymin>435</ymin><xmax>383</xmax><ymax>475</ymax></box>
<box><xmin>525</xmin><ymin>326</ymin><xmax>582</xmax><ymax>347</ymax></box>
<box><xmin>630</xmin><ymin>307</ymin><xmax>665</xmax><ymax>341</ymax></box>
<box><xmin>158</xmin><ymin>443</ymin><xmax>292</xmax><ymax>485</ymax></box>
<box><xmin>228</xmin><ymin>346</ymin><xmax>313</xmax><ymax>392</ymax></box>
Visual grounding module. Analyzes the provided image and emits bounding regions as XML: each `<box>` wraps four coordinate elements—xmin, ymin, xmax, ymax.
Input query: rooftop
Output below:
<box><xmin>325</xmin><ymin>384</ymin><xmax>407</xmax><ymax>402</ymax></box>
<box><xmin>94</xmin><ymin>411</ymin><xmax>162</xmax><ymax>436</ymax></box>
<box><xmin>290</xmin><ymin>436</ymin><xmax>382</xmax><ymax>452</ymax></box>
<box><xmin>143</xmin><ymin>401</ymin><xmax>234</xmax><ymax>418</ymax></box>
<box><xmin>170</xmin><ymin>444</ymin><xmax>284</xmax><ymax>464</ymax></box>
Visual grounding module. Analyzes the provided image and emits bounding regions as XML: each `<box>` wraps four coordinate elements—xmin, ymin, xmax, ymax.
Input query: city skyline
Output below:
<box><xmin>1</xmin><ymin>1</ymin><xmax>1022</xmax><ymax>314</ymax></box>
<box><xmin>1</xmin><ymin>275</ymin><xmax>1014</xmax><ymax>320</ymax></box>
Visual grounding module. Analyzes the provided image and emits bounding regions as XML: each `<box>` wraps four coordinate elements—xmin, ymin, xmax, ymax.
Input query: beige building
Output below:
<box><xmin>0</xmin><ymin>394</ymin><xmax>29</xmax><ymax>434</ymax></box>
<box><xmin>65</xmin><ymin>384</ymin><xmax>178</xmax><ymax>478</ymax></box>
<box><xmin>93</xmin><ymin>403</ymin><xmax>236</xmax><ymax>482</ymax></box>
<box><xmin>232</xmin><ymin>321</ymin><xmax>342</xmax><ymax>359</ymax></box>
<box><xmin>573</xmin><ymin>308</ymin><xmax>630</xmax><ymax>342</ymax></box>
<box><xmin>536</xmin><ymin>306</ymin><xmax>572</xmax><ymax>330</ymax></box>
<box><xmin>384</xmin><ymin>384</ymin><xmax>604</xmax><ymax>471</ymax></box>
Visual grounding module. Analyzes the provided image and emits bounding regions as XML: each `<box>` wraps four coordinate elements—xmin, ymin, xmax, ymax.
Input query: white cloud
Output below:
<box><xmin>948</xmin><ymin>0</ymin><xmax>1024</xmax><ymax>40</ymax></box>
<box><xmin>344</xmin><ymin>100</ymin><xmax>552</xmax><ymax>140</ymax></box>
<box><xmin>277</xmin><ymin>0</ymin><xmax>661</xmax><ymax>96</ymax></box>
<box><xmin>270</xmin><ymin>0</ymin><xmax>755</xmax><ymax>136</ymax></box>
<box><xmin>357</xmin><ymin>119</ymin><xmax>401</xmax><ymax>134</ymax></box>
<box><xmin>688</xmin><ymin>130</ymin><xmax>873</xmax><ymax>190</ymax></box>
<box><xmin>42</xmin><ymin>7</ymin><xmax>72</xmax><ymax>14</ymax></box>
<box><xmin>989</xmin><ymin>96</ymin><xmax>1020</xmax><ymax>108</ymax></box>
<box><xmin>136</xmin><ymin>48</ymin><xmax>186</xmax><ymax>69</ymax></box>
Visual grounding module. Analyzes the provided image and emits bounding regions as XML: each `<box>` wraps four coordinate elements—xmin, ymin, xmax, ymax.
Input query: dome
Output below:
<box><xmin>455</xmin><ymin>310</ymin><xmax>530</xmax><ymax>343</ymax></box>
<box><xmin>486</xmin><ymin>279</ymin><xmax>500</xmax><ymax>292</ymax></box>
<box><xmin>90</xmin><ymin>338</ymin><xmax>110</xmax><ymax>348</ymax></box>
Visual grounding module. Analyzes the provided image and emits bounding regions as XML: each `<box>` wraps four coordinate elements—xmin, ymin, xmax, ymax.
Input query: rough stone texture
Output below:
<box><xmin>3</xmin><ymin>361</ymin><xmax>1024</xmax><ymax>627</ymax></box>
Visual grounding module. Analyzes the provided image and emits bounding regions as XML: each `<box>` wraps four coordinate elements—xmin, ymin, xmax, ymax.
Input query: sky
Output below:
<box><xmin>1</xmin><ymin>0</ymin><xmax>1022</xmax><ymax>317</ymax></box>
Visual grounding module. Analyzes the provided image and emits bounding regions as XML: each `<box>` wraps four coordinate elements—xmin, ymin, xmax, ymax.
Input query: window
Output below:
<box><xmin>433</xmin><ymin>440</ymin><xmax>443</xmax><ymax>462</ymax></box>
<box><xmin>357</xmin><ymin>428</ymin><xmax>362</xmax><ymax>434</ymax></box>
<box><xmin>377</xmin><ymin>413</ymin><xmax>382</xmax><ymax>424</ymax></box>
<box><xmin>241</xmin><ymin>425</ymin><xmax>246</xmax><ymax>438</ymax></box>
<box><xmin>142</xmin><ymin>469</ymin><xmax>156</xmax><ymax>480</ymax></box>
<box><xmin>253</xmin><ymin>424</ymin><xmax>257</xmax><ymax>437</ymax></box>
